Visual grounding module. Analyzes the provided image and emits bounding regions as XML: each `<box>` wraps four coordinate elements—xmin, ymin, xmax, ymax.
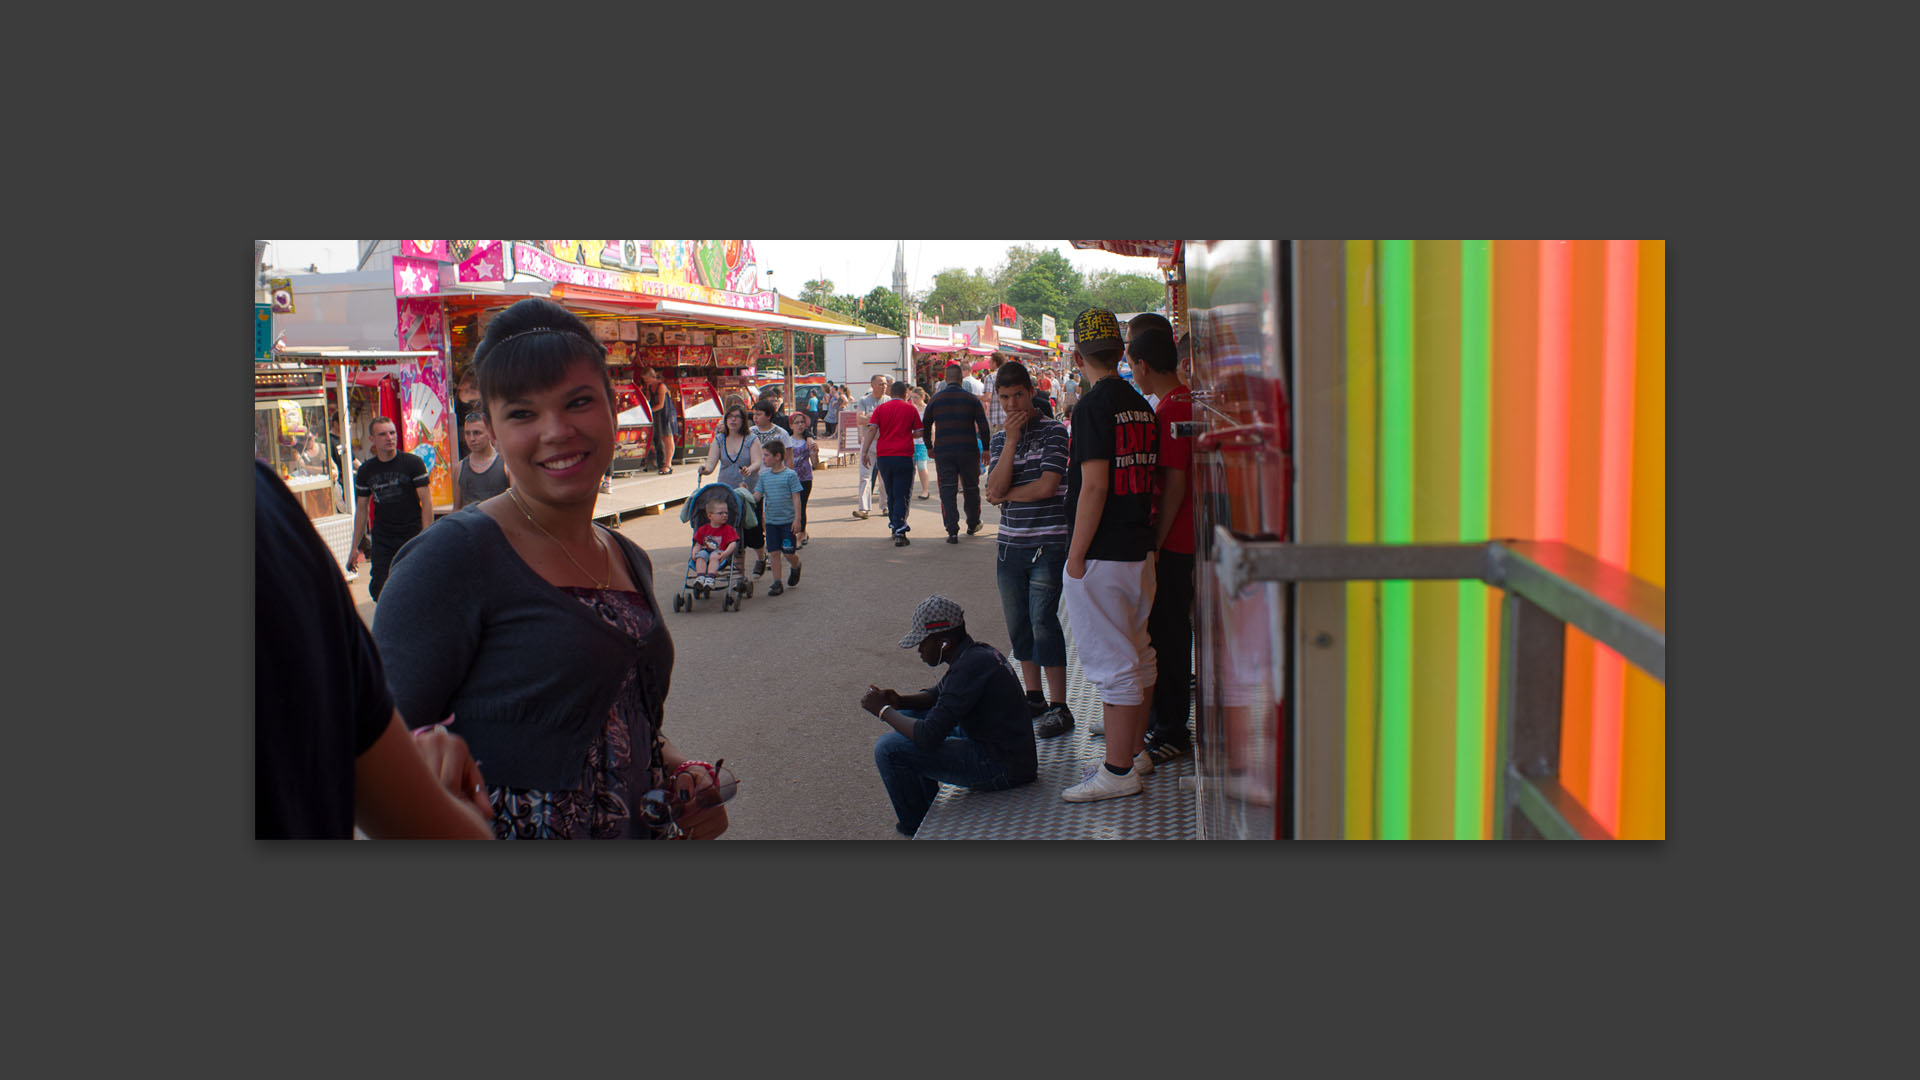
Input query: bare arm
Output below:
<box><xmin>698</xmin><ymin>436</ymin><xmax>721</xmax><ymax>477</ymax></box>
<box><xmin>348</xmin><ymin>494</ymin><xmax>370</xmax><ymax>567</ymax></box>
<box><xmin>419</xmin><ymin>486</ymin><xmax>434</xmax><ymax>534</ymax></box>
<box><xmin>985</xmin><ymin>437</ymin><xmax>1019</xmax><ymax>502</ymax></box>
<box><xmin>1153</xmin><ymin>465</ymin><xmax>1189</xmax><ymax>551</ymax></box>
<box><xmin>1005</xmin><ymin>471</ymin><xmax>1063</xmax><ymax>503</ymax></box>
<box><xmin>353</xmin><ymin>712</ymin><xmax>494</xmax><ymax>839</ymax></box>
<box><xmin>453</xmin><ymin>464</ymin><xmax>466</xmax><ymax>510</ymax></box>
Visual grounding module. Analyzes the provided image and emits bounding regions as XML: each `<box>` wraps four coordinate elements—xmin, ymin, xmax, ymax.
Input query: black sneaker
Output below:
<box><xmin>1026</xmin><ymin>694</ymin><xmax>1047</xmax><ymax>717</ymax></box>
<box><xmin>1034</xmin><ymin>703</ymin><xmax>1075</xmax><ymax>738</ymax></box>
<box><xmin>787</xmin><ymin>566</ymin><xmax>801</xmax><ymax>586</ymax></box>
<box><xmin>946</xmin><ymin>533</ymin><xmax>959</xmax><ymax>544</ymax></box>
<box><xmin>894</xmin><ymin>534</ymin><xmax>909</xmax><ymax>547</ymax></box>
<box><xmin>966</xmin><ymin>522</ymin><xmax>983</xmax><ymax>535</ymax></box>
<box><xmin>767</xmin><ymin>581</ymin><xmax>785</xmax><ymax>596</ymax></box>
<box><xmin>1143</xmin><ymin>732</ymin><xmax>1194</xmax><ymax>765</ymax></box>
<box><xmin>753</xmin><ymin>555</ymin><xmax>768</xmax><ymax>577</ymax></box>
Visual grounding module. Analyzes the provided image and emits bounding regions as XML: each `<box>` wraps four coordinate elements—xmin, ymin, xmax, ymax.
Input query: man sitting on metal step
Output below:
<box><xmin>861</xmin><ymin>596</ymin><xmax>1038</xmax><ymax>837</ymax></box>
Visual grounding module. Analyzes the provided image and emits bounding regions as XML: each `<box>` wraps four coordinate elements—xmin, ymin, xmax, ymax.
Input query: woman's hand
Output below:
<box><xmin>1066</xmin><ymin>555</ymin><xmax>1087</xmax><ymax>581</ymax></box>
<box><xmin>671</xmin><ymin>764</ymin><xmax>729</xmax><ymax>840</ymax></box>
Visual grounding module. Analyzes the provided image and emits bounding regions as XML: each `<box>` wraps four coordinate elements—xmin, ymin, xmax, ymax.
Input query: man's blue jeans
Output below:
<box><xmin>995</xmin><ymin>545</ymin><xmax>1067</xmax><ymax>669</ymax></box>
<box><xmin>877</xmin><ymin>455</ymin><xmax>914</xmax><ymax>535</ymax></box>
<box><xmin>873</xmin><ymin>709</ymin><xmax>1019</xmax><ymax>835</ymax></box>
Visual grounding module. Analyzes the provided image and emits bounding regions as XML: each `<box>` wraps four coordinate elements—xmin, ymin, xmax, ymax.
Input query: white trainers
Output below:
<box><xmin>1088</xmin><ymin>715</ymin><xmax>1105</xmax><ymax>736</ymax></box>
<box><xmin>1133</xmin><ymin>750</ymin><xmax>1154</xmax><ymax>777</ymax></box>
<box><xmin>1063</xmin><ymin>763</ymin><xmax>1143</xmax><ymax>802</ymax></box>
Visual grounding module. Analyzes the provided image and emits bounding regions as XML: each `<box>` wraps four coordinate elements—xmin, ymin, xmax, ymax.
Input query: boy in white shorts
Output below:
<box><xmin>1059</xmin><ymin>308</ymin><xmax>1161</xmax><ymax>802</ymax></box>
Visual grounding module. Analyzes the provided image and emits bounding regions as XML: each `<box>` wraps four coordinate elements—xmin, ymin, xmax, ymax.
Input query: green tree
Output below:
<box><xmin>1083</xmin><ymin>269</ymin><xmax>1167</xmax><ymax>315</ymax></box>
<box><xmin>860</xmin><ymin>285</ymin><xmax>906</xmax><ymax>333</ymax></box>
<box><xmin>1004</xmin><ymin>248</ymin><xmax>1084</xmax><ymax>332</ymax></box>
<box><xmin>992</xmin><ymin>243</ymin><xmax>1047</xmax><ymax>294</ymax></box>
<box><xmin>800</xmin><ymin>278</ymin><xmax>837</xmax><ymax>307</ymax></box>
<box><xmin>921</xmin><ymin>267</ymin><xmax>995</xmax><ymax>323</ymax></box>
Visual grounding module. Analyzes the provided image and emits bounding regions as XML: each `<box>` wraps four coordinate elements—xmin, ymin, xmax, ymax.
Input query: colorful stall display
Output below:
<box><xmin>1336</xmin><ymin>240</ymin><xmax>1666</xmax><ymax>839</ymax></box>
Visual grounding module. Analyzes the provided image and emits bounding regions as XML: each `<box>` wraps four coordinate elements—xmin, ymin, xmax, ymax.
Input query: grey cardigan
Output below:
<box><xmin>371</xmin><ymin>509</ymin><xmax>674</xmax><ymax>790</ymax></box>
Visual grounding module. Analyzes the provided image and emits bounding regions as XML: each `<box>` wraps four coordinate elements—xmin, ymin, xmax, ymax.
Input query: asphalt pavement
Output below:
<box><xmin>352</xmin><ymin>456</ymin><xmax>1018</xmax><ymax>839</ymax></box>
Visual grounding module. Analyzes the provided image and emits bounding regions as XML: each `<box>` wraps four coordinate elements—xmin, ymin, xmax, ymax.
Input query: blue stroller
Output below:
<box><xmin>674</xmin><ymin>481</ymin><xmax>757</xmax><ymax>613</ymax></box>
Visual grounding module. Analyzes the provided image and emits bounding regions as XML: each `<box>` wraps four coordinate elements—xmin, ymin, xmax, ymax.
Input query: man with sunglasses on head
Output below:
<box><xmin>862</xmin><ymin>596</ymin><xmax>1038</xmax><ymax>837</ymax></box>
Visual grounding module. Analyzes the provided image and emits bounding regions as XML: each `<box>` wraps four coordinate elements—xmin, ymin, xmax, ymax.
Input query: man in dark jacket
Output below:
<box><xmin>861</xmin><ymin>596</ymin><xmax>1038</xmax><ymax>837</ymax></box>
<box><xmin>920</xmin><ymin>362</ymin><xmax>993</xmax><ymax>542</ymax></box>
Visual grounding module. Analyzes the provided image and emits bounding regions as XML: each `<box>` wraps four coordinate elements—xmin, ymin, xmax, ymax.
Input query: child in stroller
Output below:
<box><xmin>676</xmin><ymin>481</ymin><xmax>758</xmax><ymax>612</ymax></box>
<box><xmin>689</xmin><ymin>493</ymin><xmax>739</xmax><ymax>595</ymax></box>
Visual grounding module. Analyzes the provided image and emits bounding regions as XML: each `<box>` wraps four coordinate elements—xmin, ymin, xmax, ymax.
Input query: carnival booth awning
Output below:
<box><xmin>1069</xmin><ymin>240</ymin><xmax>1182</xmax><ymax>263</ymax></box>
<box><xmin>546</xmin><ymin>286</ymin><xmax>883</xmax><ymax>337</ymax></box>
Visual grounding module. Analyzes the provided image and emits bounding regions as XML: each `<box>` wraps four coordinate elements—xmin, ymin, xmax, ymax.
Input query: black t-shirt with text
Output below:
<box><xmin>355</xmin><ymin>452</ymin><xmax>430</xmax><ymax>542</ymax></box>
<box><xmin>1067</xmin><ymin>376</ymin><xmax>1159</xmax><ymax>562</ymax></box>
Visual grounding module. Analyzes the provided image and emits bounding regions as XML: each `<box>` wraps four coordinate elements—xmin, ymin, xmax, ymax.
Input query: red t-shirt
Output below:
<box><xmin>1154</xmin><ymin>385</ymin><xmax>1196</xmax><ymax>554</ymax></box>
<box><xmin>870</xmin><ymin>398</ymin><xmax>920</xmax><ymax>457</ymax></box>
<box><xmin>693</xmin><ymin>524</ymin><xmax>739</xmax><ymax>554</ymax></box>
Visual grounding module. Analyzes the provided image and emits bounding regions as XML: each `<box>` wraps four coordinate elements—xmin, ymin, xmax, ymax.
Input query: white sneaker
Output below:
<box><xmin>1088</xmin><ymin>716</ymin><xmax>1105</xmax><ymax>736</ymax></box>
<box><xmin>1063</xmin><ymin>763</ymin><xmax>1143</xmax><ymax>802</ymax></box>
<box><xmin>1133</xmin><ymin>750</ymin><xmax>1154</xmax><ymax>777</ymax></box>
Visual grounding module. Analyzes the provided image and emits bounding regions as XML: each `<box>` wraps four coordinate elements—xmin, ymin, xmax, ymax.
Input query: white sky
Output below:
<box><xmin>261</xmin><ymin>239</ymin><xmax>1162</xmax><ymax>299</ymax></box>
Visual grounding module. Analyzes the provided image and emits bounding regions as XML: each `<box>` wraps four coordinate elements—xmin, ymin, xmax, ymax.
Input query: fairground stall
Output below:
<box><xmin>254</xmin><ymin>362</ymin><xmax>343</xmax><ymax>523</ymax></box>
<box><xmin>253</xmin><ymin>353</ymin><xmax>444</xmax><ymax>572</ymax></box>
<box><xmin>271</xmin><ymin>348</ymin><xmax>455</xmax><ymax>521</ymax></box>
<box><xmin>1071</xmin><ymin>240</ymin><xmax>1667</xmax><ymax>840</ymax></box>
<box><xmin>908</xmin><ymin>319</ymin><xmax>993</xmax><ymax>387</ymax></box>
<box><xmin>388</xmin><ymin>241</ymin><xmax>864</xmax><ymax>470</ymax></box>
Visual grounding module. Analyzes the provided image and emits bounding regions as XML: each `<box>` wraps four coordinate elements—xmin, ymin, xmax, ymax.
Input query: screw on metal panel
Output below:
<box><xmin>1313</xmin><ymin>632</ymin><xmax>1334</xmax><ymax>648</ymax></box>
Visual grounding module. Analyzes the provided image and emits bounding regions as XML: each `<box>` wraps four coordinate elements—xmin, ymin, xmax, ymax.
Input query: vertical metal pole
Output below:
<box><xmin>1290</xmin><ymin>239</ymin><xmax>1349</xmax><ymax>839</ymax></box>
<box><xmin>1492</xmin><ymin>591</ymin><xmax>1566</xmax><ymax>839</ymax></box>
<box><xmin>783</xmin><ymin>330</ymin><xmax>795</xmax><ymax>409</ymax></box>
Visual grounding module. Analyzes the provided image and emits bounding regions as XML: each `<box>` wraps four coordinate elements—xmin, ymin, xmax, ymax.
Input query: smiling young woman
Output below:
<box><xmin>370</xmin><ymin>297</ymin><xmax>729</xmax><ymax>840</ymax></box>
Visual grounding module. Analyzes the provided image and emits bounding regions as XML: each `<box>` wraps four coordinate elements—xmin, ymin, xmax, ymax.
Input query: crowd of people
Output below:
<box><xmin>258</xmin><ymin>296</ymin><xmax>1195</xmax><ymax>839</ymax></box>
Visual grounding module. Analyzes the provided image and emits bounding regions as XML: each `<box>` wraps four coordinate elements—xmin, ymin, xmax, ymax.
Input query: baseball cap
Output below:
<box><xmin>1072</xmin><ymin>308</ymin><xmax>1125</xmax><ymax>354</ymax></box>
<box><xmin>899</xmin><ymin>595</ymin><xmax>965</xmax><ymax>648</ymax></box>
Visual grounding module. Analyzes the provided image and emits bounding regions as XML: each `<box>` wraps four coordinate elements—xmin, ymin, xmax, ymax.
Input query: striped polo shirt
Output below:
<box><xmin>988</xmin><ymin>416</ymin><xmax>1070</xmax><ymax>550</ymax></box>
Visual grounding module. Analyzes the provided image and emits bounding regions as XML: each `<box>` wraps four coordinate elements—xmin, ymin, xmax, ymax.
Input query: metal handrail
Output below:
<box><xmin>1209</xmin><ymin>529</ymin><xmax>1666</xmax><ymax>840</ymax></box>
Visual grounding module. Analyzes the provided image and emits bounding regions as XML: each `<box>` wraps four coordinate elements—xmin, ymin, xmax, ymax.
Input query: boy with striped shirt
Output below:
<box><xmin>984</xmin><ymin>360</ymin><xmax>1075</xmax><ymax>737</ymax></box>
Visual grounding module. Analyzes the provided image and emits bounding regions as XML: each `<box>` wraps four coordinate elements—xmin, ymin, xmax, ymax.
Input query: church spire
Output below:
<box><xmin>892</xmin><ymin>240</ymin><xmax>908</xmax><ymax>298</ymax></box>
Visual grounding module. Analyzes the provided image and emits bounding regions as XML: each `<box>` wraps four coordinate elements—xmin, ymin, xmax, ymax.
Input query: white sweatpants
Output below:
<box><xmin>1062</xmin><ymin>557</ymin><xmax>1158</xmax><ymax>706</ymax></box>
<box><xmin>858</xmin><ymin>455</ymin><xmax>888</xmax><ymax>513</ymax></box>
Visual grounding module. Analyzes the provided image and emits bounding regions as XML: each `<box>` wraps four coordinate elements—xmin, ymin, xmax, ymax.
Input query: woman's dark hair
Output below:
<box><xmin>471</xmin><ymin>298</ymin><xmax>612</xmax><ymax>422</ymax></box>
<box><xmin>993</xmin><ymin>361</ymin><xmax>1033</xmax><ymax>391</ymax></box>
<box><xmin>722</xmin><ymin>404</ymin><xmax>750</xmax><ymax>433</ymax></box>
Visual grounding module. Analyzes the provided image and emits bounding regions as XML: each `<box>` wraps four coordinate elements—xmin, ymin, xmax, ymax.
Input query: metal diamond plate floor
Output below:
<box><xmin>913</xmin><ymin>607</ymin><xmax>1196</xmax><ymax>841</ymax></box>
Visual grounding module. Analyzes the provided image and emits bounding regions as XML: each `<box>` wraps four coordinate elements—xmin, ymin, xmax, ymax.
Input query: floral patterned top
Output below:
<box><xmin>485</xmin><ymin>586</ymin><xmax>666</xmax><ymax>839</ymax></box>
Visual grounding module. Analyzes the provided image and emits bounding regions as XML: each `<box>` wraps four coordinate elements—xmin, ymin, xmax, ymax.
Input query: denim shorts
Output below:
<box><xmin>764</xmin><ymin>521</ymin><xmax>797</xmax><ymax>553</ymax></box>
<box><xmin>995</xmin><ymin>545</ymin><xmax>1067</xmax><ymax>668</ymax></box>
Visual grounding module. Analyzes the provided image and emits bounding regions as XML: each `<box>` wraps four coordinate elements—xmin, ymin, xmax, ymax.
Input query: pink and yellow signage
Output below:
<box><xmin>424</xmin><ymin>240</ymin><xmax>769</xmax><ymax>308</ymax></box>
